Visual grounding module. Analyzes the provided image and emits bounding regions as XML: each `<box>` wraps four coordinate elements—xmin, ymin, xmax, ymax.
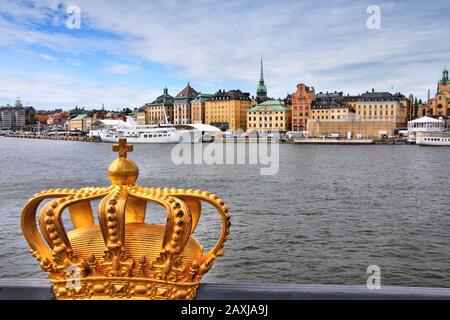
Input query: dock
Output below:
<box><xmin>1</xmin><ymin>133</ymin><xmax>101</xmax><ymax>142</ymax></box>
<box><xmin>293</xmin><ymin>138</ymin><xmax>374</xmax><ymax>145</ymax></box>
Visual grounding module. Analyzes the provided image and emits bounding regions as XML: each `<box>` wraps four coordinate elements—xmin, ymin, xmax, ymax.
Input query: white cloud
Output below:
<box><xmin>65</xmin><ymin>58</ymin><xmax>82</xmax><ymax>66</ymax></box>
<box><xmin>37</xmin><ymin>53</ymin><xmax>58</xmax><ymax>62</ymax></box>
<box><xmin>1</xmin><ymin>0</ymin><xmax>450</xmax><ymax>105</ymax></box>
<box><xmin>0</xmin><ymin>72</ymin><xmax>160</xmax><ymax>109</ymax></box>
<box><xmin>104</xmin><ymin>62</ymin><xmax>141</xmax><ymax>74</ymax></box>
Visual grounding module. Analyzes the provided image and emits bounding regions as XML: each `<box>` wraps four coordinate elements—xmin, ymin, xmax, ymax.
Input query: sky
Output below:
<box><xmin>0</xmin><ymin>0</ymin><xmax>449</xmax><ymax>110</ymax></box>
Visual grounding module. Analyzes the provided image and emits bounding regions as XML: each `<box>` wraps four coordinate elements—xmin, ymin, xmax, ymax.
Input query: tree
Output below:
<box><xmin>413</xmin><ymin>97</ymin><xmax>419</xmax><ymax>119</ymax></box>
<box><xmin>408</xmin><ymin>94</ymin><xmax>414</xmax><ymax>121</ymax></box>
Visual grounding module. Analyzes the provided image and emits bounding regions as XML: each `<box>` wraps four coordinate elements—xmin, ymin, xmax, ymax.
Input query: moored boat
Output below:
<box><xmin>91</xmin><ymin>117</ymin><xmax>221</xmax><ymax>143</ymax></box>
<box><xmin>416</xmin><ymin>132</ymin><xmax>450</xmax><ymax>146</ymax></box>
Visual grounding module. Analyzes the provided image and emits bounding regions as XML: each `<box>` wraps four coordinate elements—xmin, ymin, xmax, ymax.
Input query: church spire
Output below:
<box><xmin>443</xmin><ymin>66</ymin><xmax>449</xmax><ymax>82</ymax></box>
<box><xmin>260</xmin><ymin>55</ymin><xmax>264</xmax><ymax>83</ymax></box>
<box><xmin>256</xmin><ymin>55</ymin><xmax>268</xmax><ymax>102</ymax></box>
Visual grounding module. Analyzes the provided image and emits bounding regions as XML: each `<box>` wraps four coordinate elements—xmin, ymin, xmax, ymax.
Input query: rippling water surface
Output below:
<box><xmin>1</xmin><ymin>137</ymin><xmax>449</xmax><ymax>287</ymax></box>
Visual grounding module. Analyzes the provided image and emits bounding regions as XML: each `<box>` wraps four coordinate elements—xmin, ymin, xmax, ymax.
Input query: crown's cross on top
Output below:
<box><xmin>113</xmin><ymin>138</ymin><xmax>133</xmax><ymax>159</ymax></box>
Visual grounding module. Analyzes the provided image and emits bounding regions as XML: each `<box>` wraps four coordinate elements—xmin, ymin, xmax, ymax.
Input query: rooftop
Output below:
<box><xmin>192</xmin><ymin>93</ymin><xmax>213</xmax><ymax>103</ymax></box>
<box><xmin>175</xmin><ymin>83</ymin><xmax>198</xmax><ymax>99</ymax></box>
<box><xmin>212</xmin><ymin>89</ymin><xmax>251</xmax><ymax>101</ymax></box>
<box><xmin>70</xmin><ymin>114</ymin><xmax>88</xmax><ymax>121</ymax></box>
<box><xmin>248</xmin><ymin>99</ymin><xmax>289</xmax><ymax>112</ymax></box>
<box><xmin>408</xmin><ymin>116</ymin><xmax>445</xmax><ymax>123</ymax></box>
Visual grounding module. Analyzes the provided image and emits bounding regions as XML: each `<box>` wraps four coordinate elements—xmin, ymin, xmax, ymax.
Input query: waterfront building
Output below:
<box><xmin>355</xmin><ymin>89</ymin><xmax>408</xmax><ymax>126</ymax></box>
<box><xmin>138</xmin><ymin>87</ymin><xmax>174</xmax><ymax>125</ymax></box>
<box><xmin>191</xmin><ymin>93</ymin><xmax>213</xmax><ymax>124</ymax></box>
<box><xmin>428</xmin><ymin>68</ymin><xmax>450</xmax><ymax>119</ymax></box>
<box><xmin>205</xmin><ymin>89</ymin><xmax>252</xmax><ymax>132</ymax></box>
<box><xmin>0</xmin><ymin>107</ymin><xmax>13</xmax><ymax>129</ymax></box>
<box><xmin>173</xmin><ymin>83</ymin><xmax>198</xmax><ymax>125</ymax></box>
<box><xmin>311</xmin><ymin>92</ymin><xmax>352</xmax><ymax>121</ymax></box>
<box><xmin>136</xmin><ymin>109</ymin><xmax>148</xmax><ymax>125</ymax></box>
<box><xmin>256</xmin><ymin>57</ymin><xmax>268</xmax><ymax>103</ymax></box>
<box><xmin>291</xmin><ymin>83</ymin><xmax>316</xmax><ymax>131</ymax></box>
<box><xmin>306</xmin><ymin>115</ymin><xmax>400</xmax><ymax>139</ymax></box>
<box><xmin>47</xmin><ymin>111</ymin><xmax>69</xmax><ymax>128</ymax></box>
<box><xmin>68</xmin><ymin>114</ymin><xmax>91</xmax><ymax>132</ymax></box>
<box><xmin>247</xmin><ymin>100</ymin><xmax>291</xmax><ymax>132</ymax></box>
<box><xmin>0</xmin><ymin>99</ymin><xmax>25</xmax><ymax>130</ymax></box>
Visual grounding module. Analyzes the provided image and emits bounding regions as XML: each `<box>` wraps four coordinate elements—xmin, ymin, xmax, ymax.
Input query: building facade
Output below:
<box><xmin>307</xmin><ymin>116</ymin><xmax>399</xmax><ymax>139</ymax></box>
<box><xmin>138</xmin><ymin>87</ymin><xmax>174</xmax><ymax>125</ymax></box>
<box><xmin>291</xmin><ymin>83</ymin><xmax>316</xmax><ymax>131</ymax></box>
<box><xmin>191</xmin><ymin>93</ymin><xmax>213</xmax><ymax>124</ymax></box>
<box><xmin>68</xmin><ymin>114</ymin><xmax>91</xmax><ymax>132</ymax></box>
<box><xmin>173</xmin><ymin>84</ymin><xmax>198</xmax><ymax>125</ymax></box>
<box><xmin>247</xmin><ymin>100</ymin><xmax>291</xmax><ymax>132</ymax></box>
<box><xmin>205</xmin><ymin>89</ymin><xmax>252</xmax><ymax>131</ymax></box>
<box><xmin>311</xmin><ymin>92</ymin><xmax>352</xmax><ymax>121</ymax></box>
<box><xmin>0</xmin><ymin>100</ymin><xmax>25</xmax><ymax>130</ymax></box>
<box><xmin>355</xmin><ymin>90</ymin><xmax>408</xmax><ymax>126</ymax></box>
<box><xmin>47</xmin><ymin>111</ymin><xmax>69</xmax><ymax>127</ymax></box>
<box><xmin>429</xmin><ymin>68</ymin><xmax>450</xmax><ymax>119</ymax></box>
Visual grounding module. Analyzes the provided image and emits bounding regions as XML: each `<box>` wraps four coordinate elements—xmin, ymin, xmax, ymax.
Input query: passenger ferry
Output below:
<box><xmin>416</xmin><ymin>132</ymin><xmax>450</xmax><ymax>146</ymax></box>
<box><xmin>91</xmin><ymin>118</ymin><xmax>221</xmax><ymax>143</ymax></box>
<box><xmin>407</xmin><ymin>116</ymin><xmax>446</xmax><ymax>144</ymax></box>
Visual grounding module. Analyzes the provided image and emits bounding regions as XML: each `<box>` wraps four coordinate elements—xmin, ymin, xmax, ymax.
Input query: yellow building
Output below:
<box><xmin>307</xmin><ymin>116</ymin><xmax>398</xmax><ymax>139</ymax></box>
<box><xmin>429</xmin><ymin>68</ymin><xmax>450</xmax><ymax>119</ymax></box>
<box><xmin>136</xmin><ymin>111</ymin><xmax>148</xmax><ymax>125</ymax></box>
<box><xmin>68</xmin><ymin>114</ymin><xmax>91</xmax><ymax>132</ymax></box>
<box><xmin>205</xmin><ymin>90</ymin><xmax>252</xmax><ymax>132</ymax></box>
<box><xmin>355</xmin><ymin>90</ymin><xmax>407</xmax><ymax>126</ymax></box>
<box><xmin>247</xmin><ymin>100</ymin><xmax>291</xmax><ymax>132</ymax></box>
<box><xmin>310</xmin><ymin>92</ymin><xmax>352</xmax><ymax>121</ymax></box>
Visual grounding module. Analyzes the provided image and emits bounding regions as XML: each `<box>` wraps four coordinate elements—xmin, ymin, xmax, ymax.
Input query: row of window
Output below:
<box><xmin>248</xmin><ymin>111</ymin><xmax>285</xmax><ymax>115</ymax></box>
<box><xmin>293</xmin><ymin>112</ymin><xmax>309</xmax><ymax>117</ymax></box>
<box><xmin>248</xmin><ymin>116</ymin><xmax>284</xmax><ymax>121</ymax></box>
<box><xmin>313</xmin><ymin>115</ymin><xmax>343</xmax><ymax>120</ymax></box>
<box><xmin>142</xmin><ymin>133</ymin><xmax>170</xmax><ymax>138</ymax></box>
<box><xmin>312</xmin><ymin>109</ymin><xmax>347</xmax><ymax>113</ymax></box>
<box><xmin>359</xmin><ymin>110</ymin><xmax>394</xmax><ymax>116</ymax></box>
<box><xmin>358</xmin><ymin>104</ymin><xmax>396</xmax><ymax>109</ymax></box>
<box><xmin>248</xmin><ymin>123</ymin><xmax>285</xmax><ymax>128</ymax></box>
<box><xmin>423</xmin><ymin>137</ymin><xmax>450</xmax><ymax>142</ymax></box>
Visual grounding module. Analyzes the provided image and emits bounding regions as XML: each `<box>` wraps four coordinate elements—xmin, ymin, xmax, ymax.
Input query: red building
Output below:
<box><xmin>291</xmin><ymin>84</ymin><xmax>316</xmax><ymax>131</ymax></box>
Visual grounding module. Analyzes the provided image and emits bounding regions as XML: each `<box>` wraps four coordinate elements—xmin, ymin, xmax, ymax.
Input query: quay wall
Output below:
<box><xmin>2</xmin><ymin>134</ymin><xmax>101</xmax><ymax>142</ymax></box>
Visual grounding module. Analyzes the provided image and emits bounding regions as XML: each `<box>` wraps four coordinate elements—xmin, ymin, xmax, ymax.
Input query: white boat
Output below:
<box><xmin>92</xmin><ymin>118</ymin><xmax>221</xmax><ymax>143</ymax></box>
<box><xmin>407</xmin><ymin>116</ymin><xmax>446</xmax><ymax>144</ymax></box>
<box><xmin>416</xmin><ymin>132</ymin><xmax>450</xmax><ymax>146</ymax></box>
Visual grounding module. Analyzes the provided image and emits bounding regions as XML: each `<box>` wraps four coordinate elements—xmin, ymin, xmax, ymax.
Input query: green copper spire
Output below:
<box><xmin>442</xmin><ymin>67</ymin><xmax>449</xmax><ymax>83</ymax></box>
<box><xmin>256</xmin><ymin>55</ymin><xmax>268</xmax><ymax>102</ymax></box>
<box><xmin>260</xmin><ymin>55</ymin><xmax>264</xmax><ymax>82</ymax></box>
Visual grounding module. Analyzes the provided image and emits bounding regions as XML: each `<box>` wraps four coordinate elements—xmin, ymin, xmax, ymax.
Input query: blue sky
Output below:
<box><xmin>0</xmin><ymin>0</ymin><xmax>449</xmax><ymax>110</ymax></box>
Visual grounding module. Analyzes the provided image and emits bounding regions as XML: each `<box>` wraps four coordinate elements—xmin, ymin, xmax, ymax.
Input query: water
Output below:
<box><xmin>1</xmin><ymin>137</ymin><xmax>449</xmax><ymax>287</ymax></box>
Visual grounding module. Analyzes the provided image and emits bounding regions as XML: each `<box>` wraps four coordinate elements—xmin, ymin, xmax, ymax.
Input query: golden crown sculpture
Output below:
<box><xmin>21</xmin><ymin>139</ymin><xmax>230</xmax><ymax>300</ymax></box>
